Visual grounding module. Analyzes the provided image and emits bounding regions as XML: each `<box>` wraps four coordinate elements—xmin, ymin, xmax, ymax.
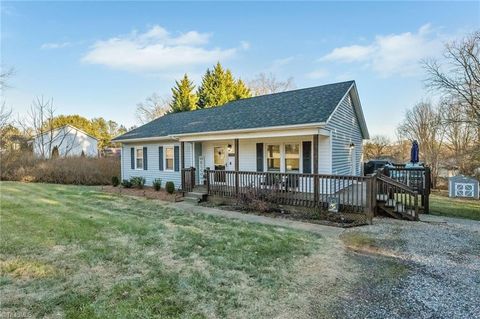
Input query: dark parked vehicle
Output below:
<box><xmin>364</xmin><ymin>160</ymin><xmax>393</xmax><ymax>175</ymax></box>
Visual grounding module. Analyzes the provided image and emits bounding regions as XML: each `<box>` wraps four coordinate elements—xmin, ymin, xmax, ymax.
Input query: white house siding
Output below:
<box><xmin>121</xmin><ymin>141</ymin><xmax>193</xmax><ymax>189</ymax></box>
<box><xmin>201</xmin><ymin>135</ymin><xmax>331</xmax><ymax>173</ymax></box>
<box><xmin>326</xmin><ymin>92</ymin><xmax>364</xmax><ymax>176</ymax></box>
<box><xmin>33</xmin><ymin>126</ymin><xmax>98</xmax><ymax>158</ymax></box>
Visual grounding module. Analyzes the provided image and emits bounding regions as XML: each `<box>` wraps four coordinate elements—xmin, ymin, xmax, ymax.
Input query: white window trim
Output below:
<box><xmin>164</xmin><ymin>145</ymin><xmax>175</xmax><ymax>172</ymax></box>
<box><xmin>266</xmin><ymin>143</ymin><xmax>281</xmax><ymax>172</ymax></box>
<box><xmin>135</xmin><ymin>147</ymin><xmax>144</xmax><ymax>170</ymax></box>
<box><xmin>284</xmin><ymin>142</ymin><xmax>301</xmax><ymax>173</ymax></box>
<box><xmin>265</xmin><ymin>142</ymin><xmax>304</xmax><ymax>173</ymax></box>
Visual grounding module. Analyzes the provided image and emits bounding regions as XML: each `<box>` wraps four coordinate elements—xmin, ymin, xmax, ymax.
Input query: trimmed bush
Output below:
<box><xmin>121</xmin><ymin>179</ymin><xmax>132</xmax><ymax>188</ymax></box>
<box><xmin>111</xmin><ymin>176</ymin><xmax>120</xmax><ymax>187</ymax></box>
<box><xmin>130</xmin><ymin>177</ymin><xmax>146</xmax><ymax>189</ymax></box>
<box><xmin>152</xmin><ymin>178</ymin><xmax>162</xmax><ymax>191</ymax></box>
<box><xmin>165</xmin><ymin>181</ymin><xmax>175</xmax><ymax>194</ymax></box>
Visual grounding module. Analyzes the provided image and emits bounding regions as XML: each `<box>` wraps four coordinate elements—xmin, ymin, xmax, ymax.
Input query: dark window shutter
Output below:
<box><xmin>174</xmin><ymin>146</ymin><xmax>180</xmax><ymax>171</ymax></box>
<box><xmin>130</xmin><ymin>147</ymin><xmax>135</xmax><ymax>169</ymax></box>
<box><xmin>256</xmin><ymin>143</ymin><xmax>264</xmax><ymax>172</ymax></box>
<box><xmin>302</xmin><ymin>141</ymin><xmax>312</xmax><ymax>174</ymax></box>
<box><xmin>143</xmin><ymin>147</ymin><xmax>148</xmax><ymax>170</ymax></box>
<box><xmin>158</xmin><ymin>146</ymin><xmax>164</xmax><ymax>171</ymax></box>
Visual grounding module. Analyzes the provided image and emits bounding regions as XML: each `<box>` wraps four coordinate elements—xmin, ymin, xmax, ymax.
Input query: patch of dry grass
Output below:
<box><xmin>0</xmin><ymin>181</ymin><xmax>326</xmax><ymax>318</ymax></box>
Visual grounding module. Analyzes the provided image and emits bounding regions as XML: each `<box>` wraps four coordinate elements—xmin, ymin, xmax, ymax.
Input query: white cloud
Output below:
<box><xmin>82</xmin><ymin>25</ymin><xmax>241</xmax><ymax>72</ymax></box>
<box><xmin>306</xmin><ymin>68</ymin><xmax>329</xmax><ymax>79</ymax></box>
<box><xmin>319</xmin><ymin>24</ymin><xmax>443</xmax><ymax>77</ymax></box>
<box><xmin>41</xmin><ymin>42</ymin><xmax>72</xmax><ymax>49</ymax></box>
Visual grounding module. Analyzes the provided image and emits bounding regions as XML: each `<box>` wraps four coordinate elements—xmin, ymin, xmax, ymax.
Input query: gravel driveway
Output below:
<box><xmin>333</xmin><ymin>215</ymin><xmax>480</xmax><ymax>318</ymax></box>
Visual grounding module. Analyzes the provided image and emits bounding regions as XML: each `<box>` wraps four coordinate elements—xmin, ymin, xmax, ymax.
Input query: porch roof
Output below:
<box><xmin>114</xmin><ymin>81</ymin><xmax>354</xmax><ymax>142</ymax></box>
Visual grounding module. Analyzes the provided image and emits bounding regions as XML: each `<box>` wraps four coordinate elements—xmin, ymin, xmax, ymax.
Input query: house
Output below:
<box><xmin>113</xmin><ymin>81</ymin><xmax>369</xmax><ymax>190</ymax></box>
<box><xmin>32</xmin><ymin>124</ymin><xmax>98</xmax><ymax>158</ymax></box>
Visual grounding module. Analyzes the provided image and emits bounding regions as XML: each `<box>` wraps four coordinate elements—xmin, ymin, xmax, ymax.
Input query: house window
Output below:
<box><xmin>165</xmin><ymin>147</ymin><xmax>174</xmax><ymax>170</ymax></box>
<box><xmin>136</xmin><ymin>148</ymin><xmax>143</xmax><ymax>169</ymax></box>
<box><xmin>267</xmin><ymin>145</ymin><xmax>280</xmax><ymax>171</ymax></box>
<box><xmin>285</xmin><ymin>143</ymin><xmax>300</xmax><ymax>172</ymax></box>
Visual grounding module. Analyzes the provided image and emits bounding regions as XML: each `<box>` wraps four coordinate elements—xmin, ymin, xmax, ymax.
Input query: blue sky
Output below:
<box><xmin>2</xmin><ymin>1</ymin><xmax>479</xmax><ymax>137</ymax></box>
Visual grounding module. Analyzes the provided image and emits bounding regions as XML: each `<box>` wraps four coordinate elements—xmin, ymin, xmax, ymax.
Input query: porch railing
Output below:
<box><xmin>204</xmin><ymin>169</ymin><xmax>375</xmax><ymax>220</ymax></box>
<box><xmin>181</xmin><ymin>167</ymin><xmax>196</xmax><ymax>193</ymax></box>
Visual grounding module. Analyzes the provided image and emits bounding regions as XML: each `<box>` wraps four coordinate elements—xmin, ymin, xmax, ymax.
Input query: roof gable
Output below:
<box><xmin>115</xmin><ymin>80</ymin><xmax>357</xmax><ymax>141</ymax></box>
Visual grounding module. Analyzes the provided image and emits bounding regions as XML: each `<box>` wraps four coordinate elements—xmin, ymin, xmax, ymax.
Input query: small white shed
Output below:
<box><xmin>448</xmin><ymin>175</ymin><xmax>479</xmax><ymax>199</ymax></box>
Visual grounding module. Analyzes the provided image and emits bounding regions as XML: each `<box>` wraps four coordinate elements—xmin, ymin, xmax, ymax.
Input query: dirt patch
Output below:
<box><xmin>102</xmin><ymin>185</ymin><xmax>183</xmax><ymax>202</ymax></box>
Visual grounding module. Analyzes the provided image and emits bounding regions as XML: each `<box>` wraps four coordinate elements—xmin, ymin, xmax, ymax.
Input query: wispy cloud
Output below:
<box><xmin>306</xmin><ymin>68</ymin><xmax>329</xmax><ymax>79</ymax></box>
<box><xmin>41</xmin><ymin>42</ymin><xmax>72</xmax><ymax>49</ymax></box>
<box><xmin>82</xmin><ymin>25</ymin><xmax>243</xmax><ymax>72</ymax></box>
<box><xmin>319</xmin><ymin>24</ymin><xmax>443</xmax><ymax>77</ymax></box>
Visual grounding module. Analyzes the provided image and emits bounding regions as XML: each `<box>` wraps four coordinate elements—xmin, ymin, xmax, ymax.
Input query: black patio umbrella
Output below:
<box><xmin>410</xmin><ymin>140</ymin><xmax>419</xmax><ymax>164</ymax></box>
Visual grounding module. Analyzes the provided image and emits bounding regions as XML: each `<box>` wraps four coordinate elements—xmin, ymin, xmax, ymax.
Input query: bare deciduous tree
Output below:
<box><xmin>363</xmin><ymin>135</ymin><xmax>391</xmax><ymax>160</ymax></box>
<box><xmin>20</xmin><ymin>96</ymin><xmax>79</xmax><ymax>158</ymax></box>
<box><xmin>397</xmin><ymin>101</ymin><xmax>445</xmax><ymax>187</ymax></box>
<box><xmin>423</xmin><ymin>31</ymin><xmax>480</xmax><ymax>127</ymax></box>
<box><xmin>248</xmin><ymin>73</ymin><xmax>295</xmax><ymax>96</ymax></box>
<box><xmin>0</xmin><ymin>102</ymin><xmax>12</xmax><ymax>129</ymax></box>
<box><xmin>135</xmin><ymin>93</ymin><xmax>170</xmax><ymax>124</ymax></box>
<box><xmin>441</xmin><ymin>98</ymin><xmax>479</xmax><ymax>174</ymax></box>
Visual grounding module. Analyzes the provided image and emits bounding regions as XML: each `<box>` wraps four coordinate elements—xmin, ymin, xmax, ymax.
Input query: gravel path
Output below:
<box><xmin>336</xmin><ymin>215</ymin><xmax>480</xmax><ymax>318</ymax></box>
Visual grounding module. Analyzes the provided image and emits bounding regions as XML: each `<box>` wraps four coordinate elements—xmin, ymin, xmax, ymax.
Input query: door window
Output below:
<box><xmin>214</xmin><ymin>147</ymin><xmax>226</xmax><ymax>170</ymax></box>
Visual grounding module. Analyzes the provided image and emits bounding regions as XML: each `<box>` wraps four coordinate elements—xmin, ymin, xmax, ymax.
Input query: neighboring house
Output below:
<box><xmin>32</xmin><ymin>124</ymin><xmax>98</xmax><ymax>158</ymax></box>
<box><xmin>113</xmin><ymin>81</ymin><xmax>369</xmax><ymax>189</ymax></box>
<box><xmin>449</xmin><ymin>175</ymin><xmax>479</xmax><ymax>199</ymax></box>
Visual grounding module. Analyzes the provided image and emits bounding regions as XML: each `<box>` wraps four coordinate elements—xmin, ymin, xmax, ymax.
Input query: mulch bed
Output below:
<box><xmin>199</xmin><ymin>201</ymin><xmax>367</xmax><ymax>228</ymax></box>
<box><xmin>101</xmin><ymin>185</ymin><xmax>183</xmax><ymax>202</ymax></box>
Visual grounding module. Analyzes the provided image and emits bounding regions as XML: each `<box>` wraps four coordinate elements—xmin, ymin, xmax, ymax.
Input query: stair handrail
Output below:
<box><xmin>375</xmin><ymin>170</ymin><xmax>420</xmax><ymax>220</ymax></box>
<box><xmin>377</xmin><ymin>174</ymin><xmax>417</xmax><ymax>195</ymax></box>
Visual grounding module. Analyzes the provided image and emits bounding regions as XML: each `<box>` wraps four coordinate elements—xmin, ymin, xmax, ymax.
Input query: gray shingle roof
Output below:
<box><xmin>114</xmin><ymin>80</ymin><xmax>354</xmax><ymax>141</ymax></box>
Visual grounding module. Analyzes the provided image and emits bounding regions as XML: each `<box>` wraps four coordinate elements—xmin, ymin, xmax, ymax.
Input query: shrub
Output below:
<box><xmin>165</xmin><ymin>181</ymin><xmax>175</xmax><ymax>194</ymax></box>
<box><xmin>130</xmin><ymin>177</ymin><xmax>146</xmax><ymax>189</ymax></box>
<box><xmin>0</xmin><ymin>150</ymin><xmax>120</xmax><ymax>185</ymax></box>
<box><xmin>236</xmin><ymin>187</ymin><xmax>276</xmax><ymax>213</ymax></box>
<box><xmin>111</xmin><ymin>176</ymin><xmax>120</xmax><ymax>187</ymax></box>
<box><xmin>121</xmin><ymin>179</ymin><xmax>132</xmax><ymax>188</ymax></box>
<box><xmin>152</xmin><ymin>178</ymin><xmax>162</xmax><ymax>191</ymax></box>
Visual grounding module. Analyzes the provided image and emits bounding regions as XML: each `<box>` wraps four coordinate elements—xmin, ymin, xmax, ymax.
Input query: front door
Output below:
<box><xmin>214</xmin><ymin>146</ymin><xmax>227</xmax><ymax>182</ymax></box>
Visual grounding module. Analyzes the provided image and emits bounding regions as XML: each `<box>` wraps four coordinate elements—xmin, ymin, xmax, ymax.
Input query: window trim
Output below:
<box><xmin>135</xmin><ymin>147</ymin><xmax>144</xmax><ymax>170</ymax></box>
<box><xmin>284</xmin><ymin>143</ymin><xmax>300</xmax><ymax>173</ymax></box>
<box><xmin>266</xmin><ymin>144</ymin><xmax>281</xmax><ymax>172</ymax></box>
<box><xmin>264</xmin><ymin>141</ymin><xmax>306</xmax><ymax>173</ymax></box>
<box><xmin>164</xmin><ymin>145</ymin><xmax>175</xmax><ymax>171</ymax></box>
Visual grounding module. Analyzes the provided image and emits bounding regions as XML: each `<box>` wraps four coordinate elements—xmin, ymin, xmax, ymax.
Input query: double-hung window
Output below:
<box><xmin>267</xmin><ymin>145</ymin><xmax>281</xmax><ymax>171</ymax></box>
<box><xmin>165</xmin><ymin>147</ymin><xmax>174</xmax><ymax>171</ymax></box>
<box><xmin>135</xmin><ymin>148</ymin><xmax>143</xmax><ymax>169</ymax></box>
<box><xmin>285</xmin><ymin>143</ymin><xmax>300</xmax><ymax>172</ymax></box>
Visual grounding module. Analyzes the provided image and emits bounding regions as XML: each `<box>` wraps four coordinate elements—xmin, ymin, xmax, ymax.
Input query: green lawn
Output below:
<box><xmin>0</xmin><ymin>182</ymin><xmax>324</xmax><ymax>318</ymax></box>
<box><xmin>430</xmin><ymin>192</ymin><xmax>480</xmax><ymax>220</ymax></box>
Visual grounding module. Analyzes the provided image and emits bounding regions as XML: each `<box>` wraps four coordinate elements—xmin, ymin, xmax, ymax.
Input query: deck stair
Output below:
<box><xmin>183</xmin><ymin>186</ymin><xmax>208</xmax><ymax>204</ymax></box>
<box><xmin>374</xmin><ymin>174</ymin><xmax>419</xmax><ymax>221</ymax></box>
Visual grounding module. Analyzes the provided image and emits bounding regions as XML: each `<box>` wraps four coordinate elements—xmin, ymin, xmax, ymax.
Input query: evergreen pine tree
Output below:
<box><xmin>170</xmin><ymin>74</ymin><xmax>198</xmax><ymax>113</ymax></box>
<box><xmin>196</xmin><ymin>62</ymin><xmax>251</xmax><ymax>109</ymax></box>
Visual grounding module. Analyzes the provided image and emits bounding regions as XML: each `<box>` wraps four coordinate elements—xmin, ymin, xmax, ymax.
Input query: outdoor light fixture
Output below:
<box><xmin>349</xmin><ymin>143</ymin><xmax>355</xmax><ymax>149</ymax></box>
<box><xmin>227</xmin><ymin>144</ymin><xmax>232</xmax><ymax>153</ymax></box>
